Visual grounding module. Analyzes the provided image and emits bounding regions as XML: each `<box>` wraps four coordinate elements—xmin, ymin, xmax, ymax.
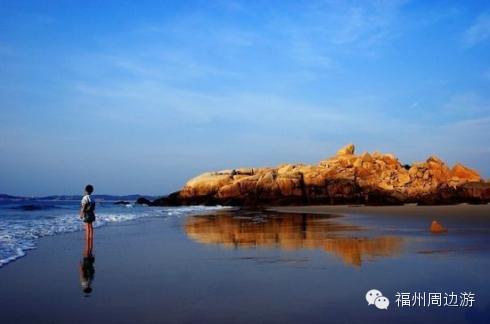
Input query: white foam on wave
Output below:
<box><xmin>0</xmin><ymin>205</ymin><xmax>227</xmax><ymax>267</ymax></box>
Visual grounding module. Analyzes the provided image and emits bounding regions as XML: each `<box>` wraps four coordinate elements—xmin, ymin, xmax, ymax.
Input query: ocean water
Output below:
<box><xmin>0</xmin><ymin>199</ymin><xmax>224</xmax><ymax>267</ymax></box>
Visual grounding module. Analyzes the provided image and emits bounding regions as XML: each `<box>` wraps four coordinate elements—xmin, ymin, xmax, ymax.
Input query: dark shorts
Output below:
<box><xmin>83</xmin><ymin>213</ymin><xmax>95</xmax><ymax>223</ymax></box>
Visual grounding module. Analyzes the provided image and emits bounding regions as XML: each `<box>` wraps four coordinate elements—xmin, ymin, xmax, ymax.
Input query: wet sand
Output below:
<box><xmin>269</xmin><ymin>203</ymin><xmax>490</xmax><ymax>218</ymax></box>
<box><xmin>1</xmin><ymin>206</ymin><xmax>490</xmax><ymax>323</ymax></box>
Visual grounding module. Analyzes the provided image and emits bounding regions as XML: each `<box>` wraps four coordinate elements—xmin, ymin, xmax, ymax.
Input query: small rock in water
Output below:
<box><xmin>114</xmin><ymin>200</ymin><xmax>131</xmax><ymax>205</ymax></box>
<box><xmin>136</xmin><ymin>197</ymin><xmax>152</xmax><ymax>205</ymax></box>
<box><xmin>430</xmin><ymin>220</ymin><xmax>447</xmax><ymax>233</ymax></box>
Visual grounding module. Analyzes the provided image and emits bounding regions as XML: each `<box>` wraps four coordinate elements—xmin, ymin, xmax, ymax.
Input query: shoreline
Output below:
<box><xmin>0</xmin><ymin>204</ymin><xmax>227</xmax><ymax>269</ymax></box>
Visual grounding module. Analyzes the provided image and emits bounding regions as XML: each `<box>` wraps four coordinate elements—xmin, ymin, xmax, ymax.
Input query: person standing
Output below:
<box><xmin>80</xmin><ymin>184</ymin><xmax>96</xmax><ymax>240</ymax></box>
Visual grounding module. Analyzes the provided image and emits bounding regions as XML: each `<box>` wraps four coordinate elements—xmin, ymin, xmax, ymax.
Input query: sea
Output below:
<box><xmin>0</xmin><ymin>196</ymin><xmax>223</xmax><ymax>267</ymax></box>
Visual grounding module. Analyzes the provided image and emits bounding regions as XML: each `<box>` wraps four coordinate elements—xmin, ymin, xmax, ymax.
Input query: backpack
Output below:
<box><xmin>83</xmin><ymin>196</ymin><xmax>95</xmax><ymax>213</ymax></box>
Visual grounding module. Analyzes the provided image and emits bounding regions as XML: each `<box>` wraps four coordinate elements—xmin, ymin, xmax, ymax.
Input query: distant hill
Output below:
<box><xmin>0</xmin><ymin>194</ymin><xmax>28</xmax><ymax>200</ymax></box>
<box><xmin>0</xmin><ymin>193</ymin><xmax>158</xmax><ymax>202</ymax></box>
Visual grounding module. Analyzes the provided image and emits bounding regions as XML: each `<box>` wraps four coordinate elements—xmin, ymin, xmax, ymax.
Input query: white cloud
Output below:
<box><xmin>409</xmin><ymin>102</ymin><xmax>419</xmax><ymax>109</ymax></box>
<box><xmin>463</xmin><ymin>12</ymin><xmax>490</xmax><ymax>47</ymax></box>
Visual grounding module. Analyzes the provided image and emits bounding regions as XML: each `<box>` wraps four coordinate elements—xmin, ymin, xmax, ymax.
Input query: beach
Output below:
<box><xmin>3</xmin><ymin>1</ymin><xmax>490</xmax><ymax>323</ymax></box>
<box><xmin>1</xmin><ymin>204</ymin><xmax>489</xmax><ymax>323</ymax></box>
<box><xmin>269</xmin><ymin>204</ymin><xmax>490</xmax><ymax>218</ymax></box>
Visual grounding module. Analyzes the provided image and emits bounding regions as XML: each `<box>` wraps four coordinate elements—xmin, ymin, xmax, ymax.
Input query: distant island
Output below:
<box><xmin>0</xmin><ymin>194</ymin><xmax>157</xmax><ymax>202</ymax></box>
<box><xmin>144</xmin><ymin>144</ymin><xmax>490</xmax><ymax>206</ymax></box>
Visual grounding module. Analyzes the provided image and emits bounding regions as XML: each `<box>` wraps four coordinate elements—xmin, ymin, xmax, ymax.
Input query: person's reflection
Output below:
<box><xmin>80</xmin><ymin>236</ymin><xmax>95</xmax><ymax>296</ymax></box>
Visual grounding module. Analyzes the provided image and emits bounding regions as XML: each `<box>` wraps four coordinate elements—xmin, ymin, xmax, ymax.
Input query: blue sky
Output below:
<box><xmin>0</xmin><ymin>0</ymin><xmax>489</xmax><ymax>196</ymax></box>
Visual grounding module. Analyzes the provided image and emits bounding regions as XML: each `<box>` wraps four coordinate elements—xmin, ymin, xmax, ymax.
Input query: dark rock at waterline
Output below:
<box><xmin>151</xmin><ymin>192</ymin><xmax>186</xmax><ymax>206</ymax></box>
<box><xmin>135</xmin><ymin>197</ymin><xmax>152</xmax><ymax>206</ymax></box>
<box><xmin>149</xmin><ymin>181</ymin><xmax>490</xmax><ymax>207</ymax></box>
<box><xmin>114</xmin><ymin>201</ymin><xmax>131</xmax><ymax>205</ymax></box>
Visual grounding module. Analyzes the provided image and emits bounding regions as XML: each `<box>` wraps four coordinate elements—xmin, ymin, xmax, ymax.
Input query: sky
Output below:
<box><xmin>0</xmin><ymin>0</ymin><xmax>489</xmax><ymax>196</ymax></box>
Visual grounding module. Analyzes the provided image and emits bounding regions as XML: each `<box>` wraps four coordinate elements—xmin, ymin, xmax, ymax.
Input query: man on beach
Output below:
<box><xmin>80</xmin><ymin>184</ymin><xmax>96</xmax><ymax>240</ymax></box>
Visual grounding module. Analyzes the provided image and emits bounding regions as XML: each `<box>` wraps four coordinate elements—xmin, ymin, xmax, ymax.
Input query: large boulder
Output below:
<box><xmin>336</xmin><ymin>144</ymin><xmax>355</xmax><ymax>156</ymax></box>
<box><xmin>451</xmin><ymin>163</ymin><xmax>481</xmax><ymax>182</ymax></box>
<box><xmin>181</xmin><ymin>172</ymin><xmax>233</xmax><ymax>197</ymax></box>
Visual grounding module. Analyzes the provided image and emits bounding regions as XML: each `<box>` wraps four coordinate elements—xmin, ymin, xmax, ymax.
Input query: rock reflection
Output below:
<box><xmin>323</xmin><ymin>237</ymin><xmax>403</xmax><ymax>267</ymax></box>
<box><xmin>184</xmin><ymin>211</ymin><xmax>403</xmax><ymax>267</ymax></box>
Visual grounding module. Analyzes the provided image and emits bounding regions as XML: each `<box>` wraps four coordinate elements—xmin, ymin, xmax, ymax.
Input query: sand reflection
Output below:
<box><xmin>184</xmin><ymin>212</ymin><xmax>403</xmax><ymax>267</ymax></box>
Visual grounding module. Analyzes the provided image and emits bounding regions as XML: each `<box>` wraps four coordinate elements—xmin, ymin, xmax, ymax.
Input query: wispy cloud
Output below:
<box><xmin>128</xmin><ymin>1</ymin><xmax>409</xmax><ymax>83</ymax></box>
<box><xmin>463</xmin><ymin>12</ymin><xmax>490</xmax><ymax>47</ymax></box>
<box><xmin>310</xmin><ymin>1</ymin><xmax>407</xmax><ymax>46</ymax></box>
<box><xmin>289</xmin><ymin>39</ymin><xmax>334</xmax><ymax>70</ymax></box>
<box><xmin>409</xmin><ymin>102</ymin><xmax>419</xmax><ymax>109</ymax></box>
<box><xmin>328</xmin><ymin>4</ymin><xmax>394</xmax><ymax>46</ymax></box>
<box><xmin>443</xmin><ymin>92</ymin><xmax>490</xmax><ymax>117</ymax></box>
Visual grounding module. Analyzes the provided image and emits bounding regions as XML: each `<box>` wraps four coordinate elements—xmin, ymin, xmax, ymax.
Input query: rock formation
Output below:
<box><xmin>151</xmin><ymin>144</ymin><xmax>490</xmax><ymax>206</ymax></box>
